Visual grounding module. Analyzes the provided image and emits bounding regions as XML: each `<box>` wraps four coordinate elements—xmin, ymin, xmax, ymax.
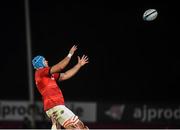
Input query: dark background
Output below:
<box><xmin>0</xmin><ymin>1</ymin><xmax>179</xmax><ymax>103</ymax></box>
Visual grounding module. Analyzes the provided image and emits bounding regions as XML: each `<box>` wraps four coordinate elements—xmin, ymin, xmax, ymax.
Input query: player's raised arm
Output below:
<box><xmin>50</xmin><ymin>45</ymin><xmax>77</xmax><ymax>74</ymax></box>
<box><xmin>59</xmin><ymin>55</ymin><xmax>89</xmax><ymax>81</ymax></box>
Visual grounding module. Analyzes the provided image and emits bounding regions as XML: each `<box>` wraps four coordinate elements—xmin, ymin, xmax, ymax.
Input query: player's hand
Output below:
<box><xmin>78</xmin><ymin>55</ymin><xmax>89</xmax><ymax>66</ymax></box>
<box><xmin>69</xmin><ymin>45</ymin><xmax>77</xmax><ymax>55</ymax></box>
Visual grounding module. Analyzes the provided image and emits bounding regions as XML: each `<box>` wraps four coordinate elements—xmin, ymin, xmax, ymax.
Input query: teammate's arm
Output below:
<box><xmin>59</xmin><ymin>55</ymin><xmax>89</xmax><ymax>81</ymax></box>
<box><xmin>50</xmin><ymin>45</ymin><xmax>77</xmax><ymax>74</ymax></box>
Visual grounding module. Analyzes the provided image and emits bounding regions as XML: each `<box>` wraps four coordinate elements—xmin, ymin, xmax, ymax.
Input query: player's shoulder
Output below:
<box><xmin>36</xmin><ymin>67</ymin><xmax>50</xmax><ymax>74</ymax></box>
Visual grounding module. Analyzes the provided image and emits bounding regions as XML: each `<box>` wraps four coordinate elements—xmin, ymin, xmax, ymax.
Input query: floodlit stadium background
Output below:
<box><xmin>0</xmin><ymin>0</ymin><xmax>179</xmax><ymax>129</ymax></box>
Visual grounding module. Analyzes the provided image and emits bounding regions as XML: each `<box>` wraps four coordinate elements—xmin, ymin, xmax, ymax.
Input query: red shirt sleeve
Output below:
<box><xmin>52</xmin><ymin>73</ymin><xmax>60</xmax><ymax>81</ymax></box>
<box><xmin>38</xmin><ymin>67</ymin><xmax>50</xmax><ymax>77</ymax></box>
<box><xmin>37</xmin><ymin>67</ymin><xmax>60</xmax><ymax>80</ymax></box>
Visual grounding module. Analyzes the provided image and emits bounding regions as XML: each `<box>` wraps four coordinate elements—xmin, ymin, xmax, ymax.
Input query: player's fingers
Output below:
<box><xmin>83</xmin><ymin>55</ymin><xmax>88</xmax><ymax>59</ymax></box>
<box><xmin>81</xmin><ymin>55</ymin><xmax>85</xmax><ymax>59</ymax></box>
<box><xmin>85</xmin><ymin>61</ymin><xmax>89</xmax><ymax>64</ymax></box>
<box><xmin>78</xmin><ymin>56</ymin><xmax>80</xmax><ymax>61</ymax></box>
<box><xmin>74</xmin><ymin>45</ymin><xmax>77</xmax><ymax>49</ymax></box>
<box><xmin>84</xmin><ymin>57</ymin><xmax>88</xmax><ymax>61</ymax></box>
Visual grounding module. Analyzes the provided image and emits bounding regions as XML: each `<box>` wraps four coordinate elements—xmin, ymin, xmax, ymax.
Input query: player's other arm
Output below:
<box><xmin>50</xmin><ymin>45</ymin><xmax>77</xmax><ymax>74</ymax></box>
<box><xmin>59</xmin><ymin>55</ymin><xmax>89</xmax><ymax>81</ymax></box>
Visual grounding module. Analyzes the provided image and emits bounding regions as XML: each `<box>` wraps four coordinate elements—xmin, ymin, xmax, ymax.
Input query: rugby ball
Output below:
<box><xmin>143</xmin><ymin>9</ymin><xmax>158</xmax><ymax>21</ymax></box>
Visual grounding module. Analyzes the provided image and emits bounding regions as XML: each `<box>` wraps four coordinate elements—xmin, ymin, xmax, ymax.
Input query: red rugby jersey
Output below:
<box><xmin>34</xmin><ymin>67</ymin><xmax>65</xmax><ymax>111</ymax></box>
